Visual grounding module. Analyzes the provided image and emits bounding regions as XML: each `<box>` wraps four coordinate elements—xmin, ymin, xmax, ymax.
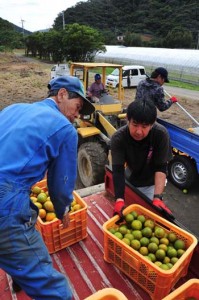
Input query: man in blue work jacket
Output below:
<box><xmin>0</xmin><ymin>75</ymin><xmax>94</xmax><ymax>300</ymax></box>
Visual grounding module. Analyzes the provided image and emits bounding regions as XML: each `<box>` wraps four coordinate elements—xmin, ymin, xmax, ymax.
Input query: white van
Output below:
<box><xmin>50</xmin><ymin>64</ymin><xmax>68</xmax><ymax>79</ymax></box>
<box><xmin>106</xmin><ymin>65</ymin><xmax>146</xmax><ymax>88</ymax></box>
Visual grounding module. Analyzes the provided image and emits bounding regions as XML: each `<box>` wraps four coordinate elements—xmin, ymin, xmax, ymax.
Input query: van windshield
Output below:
<box><xmin>110</xmin><ymin>68</ymin><xmax>119</xmax><ymax>76</ymax></box>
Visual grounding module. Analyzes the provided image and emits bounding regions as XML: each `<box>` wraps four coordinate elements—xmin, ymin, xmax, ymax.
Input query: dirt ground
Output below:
<box><xmin>1</xmin><ymin>52</ymin><xmax>199</xmax><ymax>131</ymax></box>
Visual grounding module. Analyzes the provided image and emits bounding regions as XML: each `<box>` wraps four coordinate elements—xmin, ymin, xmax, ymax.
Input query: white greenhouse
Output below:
<box><xmin>95</xmin><ymin>46</ymin><xmax>199</xmax><ymax>85</ymax></box>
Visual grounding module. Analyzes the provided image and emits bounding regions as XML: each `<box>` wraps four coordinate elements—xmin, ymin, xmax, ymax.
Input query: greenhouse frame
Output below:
<box><xmin>96</xmin><ymin>46</ymin><xmax>199</xmax><ymax>85</ymax></box>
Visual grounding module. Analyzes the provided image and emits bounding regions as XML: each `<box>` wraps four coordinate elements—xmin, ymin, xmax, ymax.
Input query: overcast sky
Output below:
<box><xmin>0</xmin><ymin>0</ymin><xmax>88</xmax><ymax>32</ymax></box>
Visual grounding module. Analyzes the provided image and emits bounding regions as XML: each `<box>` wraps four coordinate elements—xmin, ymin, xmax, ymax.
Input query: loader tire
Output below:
<box><xmin>78</xmin><ymin>142</ymin><xmax>108</xmax><ymax>187</ymax></box>
<box><xmin>168</xmin><ymin>155</ymin><xmax>197</xmax><ymax>189</ymax></box>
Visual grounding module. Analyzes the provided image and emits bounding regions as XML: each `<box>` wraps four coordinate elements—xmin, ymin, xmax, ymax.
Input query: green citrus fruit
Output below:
<box><xmin>119</xmin><ymin>226</ymin><xmax>128</xmax><ymax>235</ymax></box>
<box><xmin>122</xmin><ymin>238</ymin><xmax>131</xmax><ymax>246</ymax></box>
<box><xmin>144</xmin><ymin>219</ymin><xmax>155</xmax><ymax>229</ymax></box>
<box><xmin>145</xmin><ymin>256</ymin><xmax>152</xmax><ymax>262</ymax></box>
<box><xmin>167</xmin><ymin>263</ymin><xmax>173</xmax><ymax>269</ymax></box>
<box><xmin>174</xmin><ymin>239</ymin><xmax>186</xmax><ymax>250</ymax></box>
<box><xmin>124</xmin><ymin>233</ymin><xmax>134</xmax><ymax>241</ymax></box>
<box><xmin>132</xmin><ymin>230</ymin><xmax>142</xmax><ymax>240</ymax></box>
<box><xmin>140</xmin><ymin>237</ymin><xmax>150</xmax><ymax>247</ymax></box>
<box><xmin>148</xmin><ymin>253</ymin><xmax>156</xmax><ymax>262</ymax></box>
<box><xmin>177</xmin><ymin>249</ymin><xmax>185</xmax><ymax>258</ymax></box>
<box><xmin>148</xmin><ymin>242</ymin><xmax>158</xmax><ymax>253</ymax></box>
<box><xmin>37</xmin><ymin>192</ymin><xmax>47</xmax><ymax>203</ymax></box>
<box><xmin>160</xmin><ymin>237</ymin><xmax>169</xmax><ymax>245</ymax></box>
<box><xmin>131</xmin><ymin>211</ymin><xmax>138</xmax><ymax>218</ymax></box>
<box><xmin>154</xmin><ymin>227</ymin><xmax>165</xmax><ymax>239</ymax></box>
<box><xmin>139</xmin><ymin>246</ymin><xmax>149</xmax><ymax>256</ymax></box>
<box><xmin>154</xmin><ymin>261</ymin><xmax>162</xmax><ymax>267</ymax></box>
<box><xmin>108</xmin><ymin>228</ymin><xmax>116</xmax><ymax>234</ymax></box>
<box><xmin>159</xmin><ymin>264</ymin><xmax>170</xmax><ymax>270</ymax></box>
<box><xmin>159</xmin><ymin>244</ymin><xmax>168</xmax><ymax>252</ymax></box>
<box><xmin>131</xmin><ymin>220</ymin><xmax>142</xmax><ymax>230</ymax></box>
<box><xmin>155</xmin><ymin>249</ymin><xmax>166</xmax><ymax>261</ymax></box>
<box><xmin>150</xmin><ymin>236</ymin><xmax>160</xmax><ymax>245</ymax></box>
<box><xmin>142</xmin><ymin>226</ymin><xmax>152</xmax><ymax>238</ymax></box>
<box><xmin>125</xmin><ymin>213</ymin><xmax>134</xmax><ymax>223</ymax></box>
<box><xmin>163</xmin><ymin>256</ymin><xmax>170</xmax><ymax>264</ymax></box>
<box><xmin>167</xmin><ymin>232</ymin><xmax>177</xmax><ymax>243</ymax></box>
<box><xmin>167</xmin><ymin>247</ymin><xmax>177</xmax><ymax>258</ymax></box>
<box><xmin>170</xmin><ymin>257</ymin><xmax>179</xmax><ymax>265</ymax></box>
<box><xmin>114</xmin><ymin>232</ymin><xmax>123</xmax><ymax>240</ymax></box>
<box><xmin>137</xmin><ymin>215</ymin><xmax>146</xmax><ymax>223</ymax></box>
<box><xmin>130</xmin><ymin>239</ymin><xmax>141</xmax><ymax>250</ymax></box>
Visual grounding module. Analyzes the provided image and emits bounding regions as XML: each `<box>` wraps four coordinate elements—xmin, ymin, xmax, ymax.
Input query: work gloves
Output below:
<box><xmin>152</xmin><ymin>197</ymin><xmax>173</xmax><ymax>215</ymax></box>
<box><xmin>113</xmin><ymin>199</ymin><xmax>125</xmax><ymax>218</ymax></box>
<box><xmin>170</xmin><ymin>96</ymin><xmax>178</xmax><ymax>103</ymax></box>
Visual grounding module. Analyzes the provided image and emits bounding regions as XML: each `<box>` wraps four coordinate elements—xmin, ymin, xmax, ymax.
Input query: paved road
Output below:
<box><xmin>163</xmin><ymin>177</ymin><xmax>199</xmax><ymax>240</ymax></box>
<box><xmin>165</xmin><ymin>86</ymin><xmax>199</xmax><ymax>101</ymax></box>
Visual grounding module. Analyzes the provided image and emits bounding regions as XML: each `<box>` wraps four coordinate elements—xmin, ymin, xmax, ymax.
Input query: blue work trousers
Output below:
<box><xmin>0</xmin><ymin>180</ymin><xmax>72</xmax><ymax>300</ymax></box>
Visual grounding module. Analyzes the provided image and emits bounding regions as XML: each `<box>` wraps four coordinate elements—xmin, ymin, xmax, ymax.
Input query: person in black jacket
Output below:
<box><xmin>135</xmin><ymin>67</ymin><xmax>178</xmax><ymax>111</ymax></box>
<box><xmin>111</xmin><ymin>99</ymin><xmax>173</xmax><ymax>217</ymax></box>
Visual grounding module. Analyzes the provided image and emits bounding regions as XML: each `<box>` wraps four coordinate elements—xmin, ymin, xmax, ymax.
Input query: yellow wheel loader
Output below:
<box><xmin>70</xmin><ymin>62</ymin><xmax>127</xmax><ymax>188</ymax></box>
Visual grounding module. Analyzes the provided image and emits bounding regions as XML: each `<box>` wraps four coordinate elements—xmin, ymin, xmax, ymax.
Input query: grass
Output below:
<box><xmin>166</xmin><ymin>80</ymin><xmax>199</xmax><ymax>91</ymax></box>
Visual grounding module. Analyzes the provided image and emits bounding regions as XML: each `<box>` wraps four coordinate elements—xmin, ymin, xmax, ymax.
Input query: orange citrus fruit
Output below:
<box><xmin>46</xmin><ymin>212</ymin><xmax>56</xmax><ymax>222</ymax></box>
<box><xmin>43</xmin><ymin>200</ymin><xmax>54</xmax><ymax>212</ymax></box>
<box><xmin>39</xmin><ymin>208</ymin><xmax>47</xmax><ymax>219</ymax></box>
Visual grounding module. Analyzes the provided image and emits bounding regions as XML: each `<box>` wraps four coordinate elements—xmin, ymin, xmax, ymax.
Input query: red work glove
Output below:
<box><xmin>170</xmin><ymin>96</ymin><xmax>178</xmax><ymax>103</ymax></box>
<box><xmin>113</xmin><ymin>199</ymin><xmax>125</xmax><ymax>218</ymax></box>
<box><xmin>152</xmin><ymin>198</ymin><xmax>173</xmax><ymax>215</ymax></box>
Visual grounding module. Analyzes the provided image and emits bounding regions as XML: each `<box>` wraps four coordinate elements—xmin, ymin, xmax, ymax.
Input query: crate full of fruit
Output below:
<box><xmin>30</xmin><ymin>179</ymin><xmax>87</xmax><ymax>254</ymax></box>
<box><xmin>103</xmin><ymin>204</ymin><xmax>197</xmax><ymax>300</ymax></box>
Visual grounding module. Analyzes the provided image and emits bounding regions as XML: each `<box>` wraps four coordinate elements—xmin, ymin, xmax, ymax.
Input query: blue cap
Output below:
<box><xmin>95</xmin><ymin>73</ymin><xmax>101</xmax><ymax>80</ymax></box>
<box><xmin>48</xmin><ymin>75</ymin><xmax>95</xmax><ymax>115</ymax></box>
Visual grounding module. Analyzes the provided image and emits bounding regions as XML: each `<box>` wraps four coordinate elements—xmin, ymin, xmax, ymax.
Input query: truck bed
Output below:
<box><xmin>0</xmin><ymin>169</ymin><xmax>198</xmax><ymax>300</ymax></box>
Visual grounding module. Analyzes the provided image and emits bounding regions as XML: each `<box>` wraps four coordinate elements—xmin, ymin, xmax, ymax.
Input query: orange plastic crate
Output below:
<box><xmin>33</xmin><ymin>179</ymin><xmax>87</xmax><ymax>254</ymax></box>
<box><xmin>103</xmin><ymin>204</ymin><xmax>198</xmax><ymax>300</ymax></box>
<box><xmin>163</xmin><ymin>279</ymin><xmax>199</xmax><ymax>300</ymax></box>
<box><xmin>84</xmin><ymin>288</ymin><xmax>128</xmax><ymax>300</ymax></box>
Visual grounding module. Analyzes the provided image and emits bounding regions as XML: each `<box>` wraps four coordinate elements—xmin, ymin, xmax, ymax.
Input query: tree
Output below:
<box><xmin>163</xmin><ymin>28</ymin><xmax>193</xmax><ymax>49</ymax></box>
<box><xmin>123</xmin><ymin>32</ymin><xmax>142</xmax><ymax>47</ymax></box>
<box><xmin>62</xmin><ymin>23</ymin><xmax>106</xmax><ymax>62</ymax></box>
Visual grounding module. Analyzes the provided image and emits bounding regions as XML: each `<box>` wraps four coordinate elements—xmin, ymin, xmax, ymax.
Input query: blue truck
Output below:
<box><xmin>158</xmin><ymin>118</ymin><xmax>199</xmax><ymax>189</ymax></box>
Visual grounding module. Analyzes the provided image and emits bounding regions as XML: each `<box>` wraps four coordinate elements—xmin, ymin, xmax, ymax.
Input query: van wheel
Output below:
<box><xmin>168</xmin><ymin>155</ymin><xmax>197</xmax><ymax>189</ymax></box>
<box><xmin>77</xmin><ymin>142</ymin><xmax>108</xmax><ymax>187</ymax></box>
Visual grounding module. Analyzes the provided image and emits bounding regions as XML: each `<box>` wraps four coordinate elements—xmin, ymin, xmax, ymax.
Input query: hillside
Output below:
<box><xmin>53</xmin><ymin>0</ymin><xmax>198</xmax><ymax>47</ymax></box>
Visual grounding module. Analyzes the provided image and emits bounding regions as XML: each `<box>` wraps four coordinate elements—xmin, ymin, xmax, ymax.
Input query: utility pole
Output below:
<box><xmin>197</xmin><ymin>30</ymin><xmax>199</xmax><ymax>50</ymax></box>
<box><xmin>62</xmin><ymin>11</ymin><xmax>65</xmax><ymax>30</ymax></box>
<box><xmin>21</xmin><ymin>19</ymin><xmax>25</xmax><ymax>36</ymax></box>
